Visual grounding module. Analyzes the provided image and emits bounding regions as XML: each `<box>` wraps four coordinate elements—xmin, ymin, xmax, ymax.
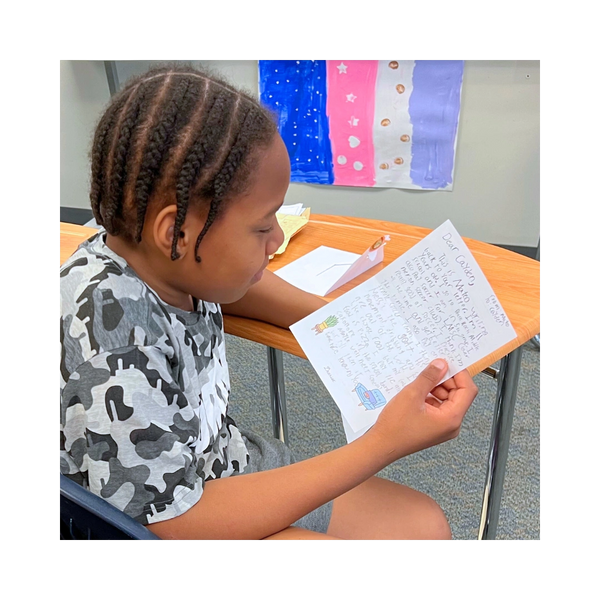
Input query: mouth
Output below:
<box><xmin>251</xmin><ymin>261</ymin><xmax>269</xmax><ymax>283</ymax></box>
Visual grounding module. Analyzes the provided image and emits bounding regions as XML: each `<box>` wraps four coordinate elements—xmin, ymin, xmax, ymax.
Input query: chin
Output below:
<box><xmin>214</xmin><ymin>287</ymin><xmax>250</xmax><ymax>306</ymax></box>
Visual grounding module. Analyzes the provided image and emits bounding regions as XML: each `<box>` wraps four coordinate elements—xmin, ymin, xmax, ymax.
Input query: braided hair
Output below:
<box><xmin>89</xmin><ymin>64</ymin><xmax>278</xmax><ymax>261</ymax></box>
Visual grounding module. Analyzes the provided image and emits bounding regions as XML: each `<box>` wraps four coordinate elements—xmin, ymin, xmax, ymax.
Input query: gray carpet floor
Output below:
<box><xmin>227</xmin><ymin>334</ymin><xmax>540</xmax><ymax>540</ymax></box>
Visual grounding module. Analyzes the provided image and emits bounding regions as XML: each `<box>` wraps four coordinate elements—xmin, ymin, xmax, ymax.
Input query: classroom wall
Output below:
<box><xmin>60</xmin><ymin>60</ymin><xmax>539</xmax><ymax>248</ymax></box>
<box><xmin>60</xmin><ymin>61</ymin><xmax>111</xmax><ymax>210</ymax></box>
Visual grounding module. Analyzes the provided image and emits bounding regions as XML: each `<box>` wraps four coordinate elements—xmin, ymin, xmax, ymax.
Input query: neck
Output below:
<box><xmin>105</xmin><ymin>233</ymin><xmax>194</xmax><ymax>311</ymax></box>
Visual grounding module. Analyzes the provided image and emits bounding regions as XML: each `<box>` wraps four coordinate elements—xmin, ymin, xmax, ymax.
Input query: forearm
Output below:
<box><xmin>221</xmin><ymin>269</ymin><xmax>326</xmax><ymax>328</ymax></box>
<box><xmin>147</xmin><ymin>430</ymin><xmax>391</xmax><ymax>540</ymax></box>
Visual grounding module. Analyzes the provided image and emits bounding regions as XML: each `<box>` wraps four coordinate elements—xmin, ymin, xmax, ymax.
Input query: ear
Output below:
<box><xmin>152</xmin><ymin>204</ymin><xmax>197</xmax><ymax>260</ymax></box>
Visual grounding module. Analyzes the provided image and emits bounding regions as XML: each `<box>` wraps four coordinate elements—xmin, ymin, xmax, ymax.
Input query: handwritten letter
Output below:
<box><xmin>290</xmin><ymin>220</ymin><xmax>517</xmax><ymax>440</ymax></box>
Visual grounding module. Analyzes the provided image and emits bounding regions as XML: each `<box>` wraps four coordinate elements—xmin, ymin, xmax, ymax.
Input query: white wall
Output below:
<box><xmin>60</xmin><ymin>61</ymin><xmax>111</xmax><ymax>209</ymax></box>
<box><xmin>61</xmin><ymin>60</ymin><xmax>539</xmax><ymax>248</ymax></box>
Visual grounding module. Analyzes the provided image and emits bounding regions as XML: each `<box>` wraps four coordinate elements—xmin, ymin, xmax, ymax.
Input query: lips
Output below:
<box><xmin>251</xmin><ymin>261</ymin><xmax>269</xmax><ymax>283</ymax></box>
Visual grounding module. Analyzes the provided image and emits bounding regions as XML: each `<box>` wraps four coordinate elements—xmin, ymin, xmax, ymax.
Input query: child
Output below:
<box><xmin>60</xmin><ymin>64</ymin><xmax>478</xmax><ymax>540</ymax></box>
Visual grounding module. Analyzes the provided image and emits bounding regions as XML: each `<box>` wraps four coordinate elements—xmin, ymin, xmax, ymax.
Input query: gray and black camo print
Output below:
<box><xmin>60</xmin><ymin>232</ymin><xmax>249</xmax><ymax>525</ymax></box>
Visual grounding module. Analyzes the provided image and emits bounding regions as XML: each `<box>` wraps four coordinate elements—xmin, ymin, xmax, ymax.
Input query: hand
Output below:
<box><xmin>367</xmin><ymin>359</ymin><xmax>478</xmax><ymax>462</ymax></box>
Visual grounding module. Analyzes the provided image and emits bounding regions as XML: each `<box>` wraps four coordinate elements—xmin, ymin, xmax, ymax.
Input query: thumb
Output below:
<box><xmin>408</xmin><ymin>359</ymin><xmax>448</xmax><ymax>397</ymax></box>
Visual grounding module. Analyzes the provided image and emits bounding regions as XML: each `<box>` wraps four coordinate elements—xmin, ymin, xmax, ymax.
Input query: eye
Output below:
<box><xmin>258</xmin><ymin>226</ymin><xmax>274</xmax><ymax>234</ymax></box>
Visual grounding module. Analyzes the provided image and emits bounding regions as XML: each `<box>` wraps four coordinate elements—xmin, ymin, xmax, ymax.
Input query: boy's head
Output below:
<box><xmin>89</xmin><ymin>64</ymin><xmax>278</xmax><ymax>262</ymax></box>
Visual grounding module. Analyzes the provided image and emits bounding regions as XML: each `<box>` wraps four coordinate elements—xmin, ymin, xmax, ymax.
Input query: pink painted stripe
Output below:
<box><xmin>326</xmin><ymin>61</ymin><xmax>378</xmax><ymax>187</ymax></box>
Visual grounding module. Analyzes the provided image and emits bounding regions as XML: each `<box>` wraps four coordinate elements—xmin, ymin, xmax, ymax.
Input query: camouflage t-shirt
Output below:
<box><xmin>60</xmin><ymin>231</ymin><xmax>249</xmax><ymax>525</ymax></box>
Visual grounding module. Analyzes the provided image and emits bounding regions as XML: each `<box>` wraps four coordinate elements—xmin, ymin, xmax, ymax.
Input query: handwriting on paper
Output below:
<box><xmin>290</xmin><ymin>220</ymin><xmax>517</xmax><ymax>439</ymax></box>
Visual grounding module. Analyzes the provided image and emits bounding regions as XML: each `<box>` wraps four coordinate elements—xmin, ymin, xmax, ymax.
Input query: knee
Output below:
<box><xmin>419</xmin><ymin>497</ymin><xmax>452</xmax><ymax>540</ymax></box>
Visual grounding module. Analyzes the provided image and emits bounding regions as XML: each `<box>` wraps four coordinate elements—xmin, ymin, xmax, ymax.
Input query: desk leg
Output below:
<box><xmin>267</xmin><ymin>347</ymin><xmax>289</xmax><ymax>446</ymax></box>
<box><xmin>478</xmin><ymin>345</ymin><xmax>523</xmax><ymax>540</ymax></box>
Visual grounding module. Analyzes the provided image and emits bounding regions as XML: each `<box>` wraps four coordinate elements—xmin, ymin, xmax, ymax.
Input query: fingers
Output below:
<box><xmin>439</xmin><ymin>370</ymin><xmax>478</xmax><ymax>417</ymax></box>
<box><xmin>409</xmin><ymin>359</ymin><xmax>448</xmax><ymax>397</ymax></box>
<box><xmin>452</xmin><ymin>369</ymin><xmax>477</xmax><ymax>391</ymax></box>
<box><xmin>429</xmin><ymin>369</ymin><xmax>479</xmax><ymax>406</ymax></box>
<box><xmin>406</xmin><ymin>363</ymin><xmax>477</xmax><ymax>417</ymax></box>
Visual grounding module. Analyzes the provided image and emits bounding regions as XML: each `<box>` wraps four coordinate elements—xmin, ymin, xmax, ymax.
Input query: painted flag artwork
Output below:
<box><xmin>258</xmin><ymin>60</ymin><xmax>464</xmax><ymax>190</ymax></box>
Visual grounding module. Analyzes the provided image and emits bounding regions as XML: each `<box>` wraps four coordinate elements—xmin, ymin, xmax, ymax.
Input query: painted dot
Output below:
<box><xmin>394</xmin><ymin>157</ymin><xmax>404</xmax><ymax>165</ymax></box>
<box><xmin>337</xmin><ymin>155</ymin><xmax>347</xmax><ymax>165</ymax></box>
<box><xmin>396</xmin><ymin>84</ymin><xmax>405</xmax><ymax>94</ymax></box>
<box><xmin>379</xmin><ymin>163</ymin><xmax>390</xmax><ymax>170</ymax></box>
<box><xmin>401</xmin><ymin>134</ymin><xmax>411</xmax><ymax>142</ymax></box>
<box><xmin>389</xmin><ymin>61</ymin><xmax>399</xmax><ymax>69</ymax></box>
<box><xmin>353</xmin><ymin>161</ymin><xmax>364</xmax><ymax>171</ymax></box>
<box><xmin>381</xmin><ymin>118</ymin><xmax>391</xmax><ymax>127</ymax></box>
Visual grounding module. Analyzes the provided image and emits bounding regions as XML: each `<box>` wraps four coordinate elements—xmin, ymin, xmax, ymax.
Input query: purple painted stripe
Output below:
<box><xmin>409</xmin><ymin>61</ymin><xmax>464</xmax><ymax>189</ymax></box>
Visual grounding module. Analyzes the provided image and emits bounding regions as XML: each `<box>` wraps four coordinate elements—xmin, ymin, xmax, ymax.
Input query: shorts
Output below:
<box><xmin>239</xmin><ymin>429</ymin><xmax>333</xmax><ymax>535</ymax></box>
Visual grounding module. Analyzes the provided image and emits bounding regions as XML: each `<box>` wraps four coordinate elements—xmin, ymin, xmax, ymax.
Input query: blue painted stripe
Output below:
<box><xmin>259</xmin><ymin>60</ymin><xmax>333</xmax><ymax>184</ymax></box>
<box><xmin>409</xmin><ymin>60</ymin><xmax>464</xmax><ymax>189</ymax></box>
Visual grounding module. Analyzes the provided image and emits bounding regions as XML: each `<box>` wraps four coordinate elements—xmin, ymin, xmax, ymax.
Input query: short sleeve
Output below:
<box><xmin>60</xmin><ymin>345</ymin><xmax>204</xmax><ymax>525</ymax></box>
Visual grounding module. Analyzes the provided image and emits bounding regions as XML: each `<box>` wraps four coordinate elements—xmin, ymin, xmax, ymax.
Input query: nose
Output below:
<box><xmin>267</xmin><ymin>219</ymin><xmax>285</xmax><ymax>256</ymax></box>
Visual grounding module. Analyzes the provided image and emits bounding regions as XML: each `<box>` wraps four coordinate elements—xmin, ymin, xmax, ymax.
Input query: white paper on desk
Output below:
<box><xmin>290</xmin><ymin>220</ymin><xmax>517</xmax><ymax>440</ymax></box>
<box><xmin>275</xmin><ymin>236</ymin><xmax>389</xmax><ymax>296</ymax></box>
<box><xmin>277</xmin><ymin>203</ymin><xmax>305</xmax><ymax>216</ymax></box>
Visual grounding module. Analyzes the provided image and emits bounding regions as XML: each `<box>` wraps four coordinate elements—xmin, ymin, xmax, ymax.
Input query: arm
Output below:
<box><xmin>147</xmin><ymin>360</ymin><xmax>478</xmax><ymax>540</ymax></box>
<box><xmin>148</xmin><ymin>426</ymin><xmax>392</xmax><ymax>540</ymax></box>
<box><xmin>221</xmin><ymin>269</ymin><xmax>326</xmax><ymax>328</ymax></box>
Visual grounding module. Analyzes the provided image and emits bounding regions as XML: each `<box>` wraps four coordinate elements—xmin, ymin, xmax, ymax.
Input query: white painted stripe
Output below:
<box><xmin>372</xmin><ymin>60</ymin><xmax>416</xmax><ymax>188</ymax></box>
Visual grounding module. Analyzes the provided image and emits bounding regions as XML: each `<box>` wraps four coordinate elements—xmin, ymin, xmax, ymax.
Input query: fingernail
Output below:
<box><xmin>432</xmin><ymin>359</ymin><xmax>447</xmax><ymax>370</ymax></box>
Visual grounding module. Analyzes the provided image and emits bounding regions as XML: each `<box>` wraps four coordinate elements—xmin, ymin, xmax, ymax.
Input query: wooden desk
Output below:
<box><xmin>60</xmin><ymin>217</ymin><xmax>540</xmax><ymax>540</ymax></box>
<box><xmin>227</xmin><ymin>215</ymin><xmax>539</xmax><ymax>375</ymax></box>
<box><xmin>60</xmin><ymin>222</ymin><xmax>99</xmax><ymax>265</ymax></box>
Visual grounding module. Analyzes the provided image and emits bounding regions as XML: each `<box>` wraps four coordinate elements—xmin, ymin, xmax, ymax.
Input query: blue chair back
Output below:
<box><xmin>56</xmin><ymin>473</ymin><xmax>162</xmax><ymax>544</ymax></box>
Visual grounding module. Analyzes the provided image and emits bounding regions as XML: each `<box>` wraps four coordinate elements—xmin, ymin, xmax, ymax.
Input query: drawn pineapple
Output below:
<box><xmin>312</xmin><ymin>315</ymin><xmax>338</xmax><ymax>334</ymax></box>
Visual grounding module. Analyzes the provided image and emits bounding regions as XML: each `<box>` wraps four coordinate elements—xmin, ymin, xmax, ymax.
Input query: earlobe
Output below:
<box><xmin>153</xmin><ymin>205</ymin><xmax>190</xmax><ymax>260</ymax></box>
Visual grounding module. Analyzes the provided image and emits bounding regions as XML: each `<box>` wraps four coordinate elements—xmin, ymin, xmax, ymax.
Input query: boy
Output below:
<box><xmin>60</xmin><ymin>65</ymin><xmax>477</xmax><ymax>539</ymax></box>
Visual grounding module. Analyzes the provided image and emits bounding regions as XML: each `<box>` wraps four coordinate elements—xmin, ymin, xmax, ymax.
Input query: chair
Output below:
<box><xmin>60</xmin><ymin>474</ymin><xmax>160</xmax><ymax>540</ymax></box>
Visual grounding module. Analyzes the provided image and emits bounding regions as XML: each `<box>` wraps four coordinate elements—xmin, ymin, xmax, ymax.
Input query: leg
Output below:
<box><xmin>267</xmin><ymin>346</ymin><xmax>289</xmax><ymax>445</ymax></box>
<box><xmin>478</xmin><ymin>346</ymin><xmax>523</xmax><ymax>540</ymax></box>
<box><xmin>264</xmin><ymin>526</ymin><xmax>340</xmax><ymax>540</ymax></box>
<box><xmin>326</xmin><ymin>476</ymin><xmax>452</xmax><ymax>540</ymax></box>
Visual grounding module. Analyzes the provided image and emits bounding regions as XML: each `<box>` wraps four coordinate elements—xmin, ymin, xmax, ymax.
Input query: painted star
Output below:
<box><xmin>348</xmin><ymin>116</ymin><xmax>360</xmax><ymax>127</ymax></box>
<box><xmin>346</xmin><ymin>93</ymin><xmax>357</xmax><ymax>103</ymax></box>
<box><xmin>337</xmin><ymin>62</ymin><xmax>348</xmax><ymax>74</ymax></box>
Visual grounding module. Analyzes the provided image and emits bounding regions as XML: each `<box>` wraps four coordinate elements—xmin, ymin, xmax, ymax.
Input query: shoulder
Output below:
<box><xmin>60</xmin><ymin>234</ymin><xmax>173</xmax><ymax>381</ymax></box>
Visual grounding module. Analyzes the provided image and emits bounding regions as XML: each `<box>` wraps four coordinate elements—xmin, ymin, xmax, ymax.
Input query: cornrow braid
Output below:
<box><xmin>89</xmin><ymin>89</ymin><xmax>134</xmax><ymax>226</ymax></box>
<box><xmin>192</xmin><ymin>104</ymin><xmax>263</xmax><ymax>261</ymax></box>
<box><xmin>171</xmin><ymin>90</ymin><xmax>240</xmax><ymax>260</ymax></box>
<box><xmin>88</xmin><ymin>63</ymin><xmax>278</xmax><ymax>255</ymax></box>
